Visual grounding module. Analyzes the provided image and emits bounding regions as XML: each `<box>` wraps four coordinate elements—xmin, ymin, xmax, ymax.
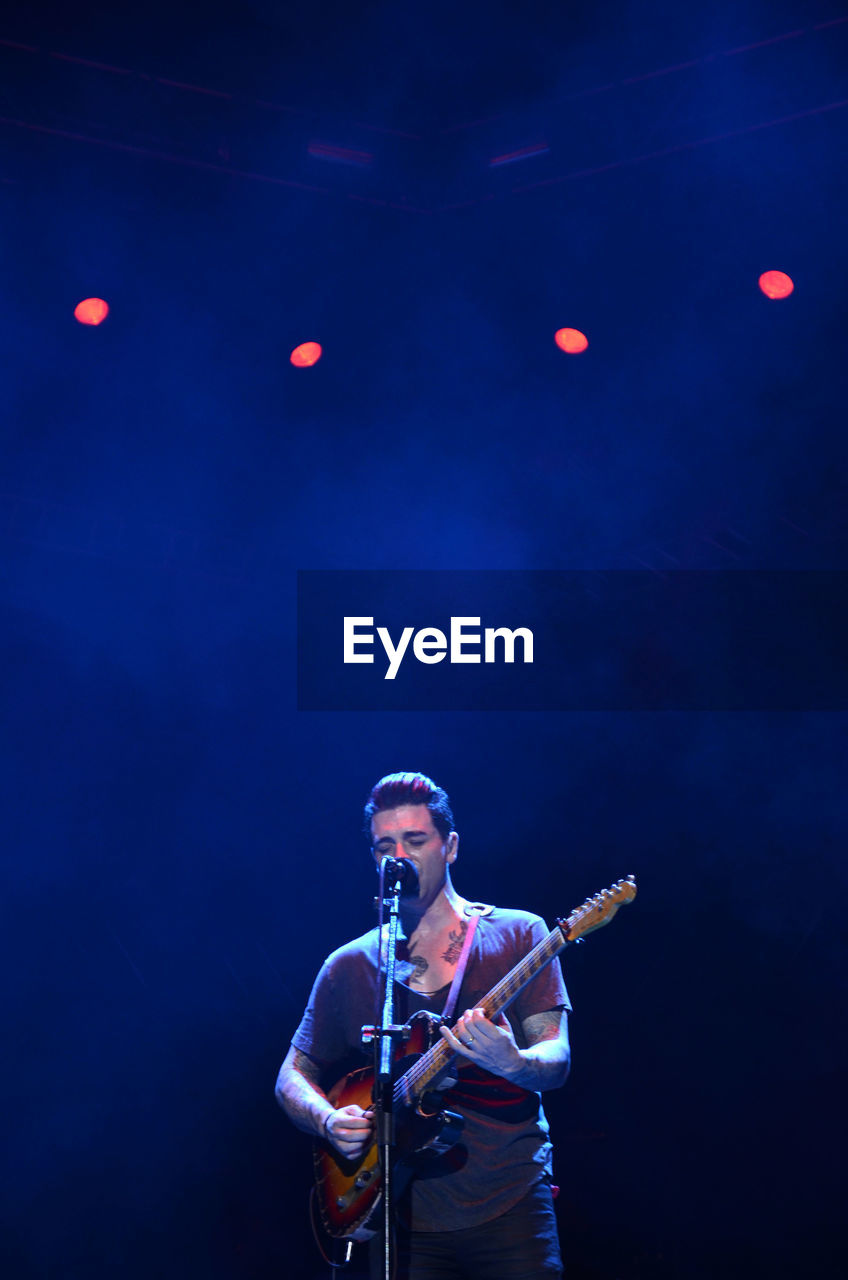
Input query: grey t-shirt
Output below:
<box><xmin>291</xmin><ymin>906</ymin><xmax>571</xmax><ymax>1231</ymax></box>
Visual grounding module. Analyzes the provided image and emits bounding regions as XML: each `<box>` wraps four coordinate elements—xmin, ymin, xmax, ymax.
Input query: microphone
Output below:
<box><xmin>380</xmin><ymin>856</ymin><xmax>420</xmax><ymax>898</ymax></box>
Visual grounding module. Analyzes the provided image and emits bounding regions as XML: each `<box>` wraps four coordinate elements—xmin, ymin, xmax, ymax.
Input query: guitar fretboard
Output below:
<box><xmin>393</xmin><ymin>923</ymin><xmax>567</xmax><ymax>1108</ymax></box>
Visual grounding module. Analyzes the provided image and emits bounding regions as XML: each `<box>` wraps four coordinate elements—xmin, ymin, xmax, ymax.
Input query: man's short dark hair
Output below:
<box><xmin>363</xmin><ymin>772</ymin><xmax>455</xmax><ymax>841</ymax></box>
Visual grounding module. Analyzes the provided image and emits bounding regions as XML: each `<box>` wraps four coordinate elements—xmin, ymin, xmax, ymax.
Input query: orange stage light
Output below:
<box><xmin>758</xmin><ymin>270</ymin><xmax>794</xmax><ymax>300</ymax></box>
<box><xmin>290</xmin><ymin>341</ymin><xmax>323</xmax><ymax>367</ymax></box>
<box><xmin>74</xmin><ymin>297</ymin><xmax>109</xmax><ymax>326</ymax></box>
<box><xmin>554</xmin><ymin>327</ymin><xmax>588</xmax><ymax>354</ymax></box>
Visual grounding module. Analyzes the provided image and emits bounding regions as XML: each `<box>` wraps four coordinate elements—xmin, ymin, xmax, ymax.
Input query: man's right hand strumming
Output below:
<box><xmin>324</xmin><ymin>1103</ymin><xmax>374</xmax><ymax>1159</ymax></box>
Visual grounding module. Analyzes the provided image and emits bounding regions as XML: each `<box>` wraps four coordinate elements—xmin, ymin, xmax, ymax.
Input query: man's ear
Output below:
<box><xmin>446</xmin><ymin>831</ymin><xmax>459</xmax><ymax>864</ymax></box>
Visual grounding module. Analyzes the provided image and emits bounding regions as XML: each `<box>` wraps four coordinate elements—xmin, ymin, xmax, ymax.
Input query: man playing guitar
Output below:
<box><xmin>275</xmin><ymin>771</ymin><xmax>571</xmax><ymax>1279</ymax></box>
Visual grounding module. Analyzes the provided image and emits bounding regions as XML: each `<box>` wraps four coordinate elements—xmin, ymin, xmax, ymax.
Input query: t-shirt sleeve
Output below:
<box><xmin>513</xmin><ymin>915</ymin><xmax>572</xmax><ymax>1023</ymax></box>
<box><xmin>290</xmin><ymin>959</ymin><xmax>350</xmax><ymax>1066</ymax></box>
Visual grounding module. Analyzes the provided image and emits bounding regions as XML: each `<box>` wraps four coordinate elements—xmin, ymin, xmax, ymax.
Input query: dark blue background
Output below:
<box><xmin>2</xmin><ymin>2</ymin><xmax>846</xmax><ymax>1276</ymax></box>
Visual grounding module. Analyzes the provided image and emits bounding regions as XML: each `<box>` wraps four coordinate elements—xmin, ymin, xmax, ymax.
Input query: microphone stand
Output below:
<box><xmin>365</xmin><ymin>858</ymin><xmax>410</xmax><ymax>1280</ymax></box>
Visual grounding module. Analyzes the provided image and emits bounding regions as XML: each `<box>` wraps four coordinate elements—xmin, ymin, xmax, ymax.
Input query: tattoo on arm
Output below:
<box><xmin>288</xmin><ymin>1046</ymin><xmax>324</xmax><ymax>1085</ymax></box>
<box><xmin>275</xmin><ymin>1046</ymin><xmax>331</xmax><ymax>1136</ymax></box>
<box><xmin>441</xmin><ymin>919</ymin><xmax>468</xmax><ymax>965</ymax></box>
<box><xmin>512</xmin><ymin>1009</ymin><xmax>571</xmax><ymax>1091</ymax></box>
<box><xmin>521</xmin><ymin>1010</ymin><xmax>566</xmax><ymax>1046</ymax></box>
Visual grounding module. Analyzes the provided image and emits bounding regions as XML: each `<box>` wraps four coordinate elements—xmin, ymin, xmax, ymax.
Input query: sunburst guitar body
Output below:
<box><xmin>313</xmin><ymin>1011</ymin><xmax>461</xmax><ymax>1243</ymax></box>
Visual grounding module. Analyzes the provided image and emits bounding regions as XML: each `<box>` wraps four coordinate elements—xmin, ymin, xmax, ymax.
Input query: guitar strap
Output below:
<box><xmin>441</xmin><ymin>903</ymin><xmax>489</xmax><ymax>1023</ymax></box>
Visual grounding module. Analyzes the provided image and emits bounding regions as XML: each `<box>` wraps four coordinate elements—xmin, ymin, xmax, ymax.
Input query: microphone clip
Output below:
<box><xmin>379</xmin><ymin>855</ymin><xmax>419</xmax><ymax>900</ymax></box>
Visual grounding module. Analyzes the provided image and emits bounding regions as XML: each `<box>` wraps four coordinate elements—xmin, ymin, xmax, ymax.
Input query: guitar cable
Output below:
<box><xmin>309</xmin><ymin>1186</ymin><xmax>354</xmax><ymax>1271</ymax></box>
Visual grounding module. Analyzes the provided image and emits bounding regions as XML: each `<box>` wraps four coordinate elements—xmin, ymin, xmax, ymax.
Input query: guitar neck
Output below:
<box><xmin>394</xmin><ymin>924</ymin><xmax>568</xmax><ymax>1107</ymax></box>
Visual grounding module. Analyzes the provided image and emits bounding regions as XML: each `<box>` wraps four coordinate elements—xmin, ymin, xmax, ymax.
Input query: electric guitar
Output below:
<box><xmin>311</xmin><ymin>875</ymin><xmax>637</xmax><ymax>1245</ymax></box>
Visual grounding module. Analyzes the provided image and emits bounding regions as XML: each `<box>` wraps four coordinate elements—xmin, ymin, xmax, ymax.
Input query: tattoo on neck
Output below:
<box><xmin>409</xmin><ymin>953</ymin><xmax>429</xmax><ymax>981</ymax></box>
<box><xmin>441</xmin><ymin>919</ymin><xmax>468</xmax><ymax>965</ymax></box>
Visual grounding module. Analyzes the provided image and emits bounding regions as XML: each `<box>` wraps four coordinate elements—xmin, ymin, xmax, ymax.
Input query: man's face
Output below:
<box><xmin>370</xmin><ymin>804</ymin><xmax>457</xmax><ymax>904</ymax></box>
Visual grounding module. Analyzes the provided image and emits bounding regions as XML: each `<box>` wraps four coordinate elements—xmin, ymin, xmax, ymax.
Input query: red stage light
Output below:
<box><xmin>74</xmin><ymin>297</ymin><xmax>109</xmax><ymax>326</ymax></box>
<box><xmin>290</xmin><ymin>341</ymin><xmax>323</xmax><ymax>367</ymax></box>
<box><xmin>554</xmin><ymin>327</ymin><xmax>588</xmax><ymax>354</ymax></box>
<box><xmin>758</xmin><ymin>270</ymin><xmax>794</xmax><ymax>300</ymax></box>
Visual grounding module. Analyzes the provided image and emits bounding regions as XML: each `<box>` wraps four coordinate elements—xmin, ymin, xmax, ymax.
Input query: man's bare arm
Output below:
<box><xmin>513</xmin><ymin>1008</ymin><xmax>571</xmax><ymax>1091</ymax></box>
<box><xmin>275</xmin><ymin>1045</ymin><xmax>374</xmax><ymax>1159</ymax></box>
<box><xmin>275</xmin><ymin>1045</ymin><xmax>333</xmax><ymax>1137</ymax></box>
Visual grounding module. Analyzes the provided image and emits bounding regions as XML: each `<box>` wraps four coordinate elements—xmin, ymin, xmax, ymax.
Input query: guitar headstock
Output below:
<box><xmin>558</xmin><ymin>875</ymin><xmax>637</xmax><ymax>943</ymax></box>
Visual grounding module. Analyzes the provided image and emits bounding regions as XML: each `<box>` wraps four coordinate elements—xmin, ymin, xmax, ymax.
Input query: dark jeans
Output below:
<box><xmin>369</xmin><ymin>1179</ymin><xmax>564</xmax><ymax>1280</ymax></box>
